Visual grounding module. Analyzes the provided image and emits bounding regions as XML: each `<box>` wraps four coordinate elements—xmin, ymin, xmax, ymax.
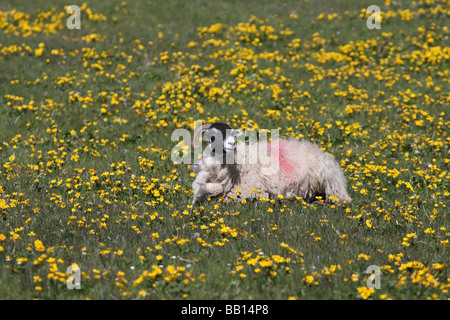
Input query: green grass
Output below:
<box><xmin>0</xmin><ymin>0</ymin><xmax>449</xmax><ymax>300</ymax></box>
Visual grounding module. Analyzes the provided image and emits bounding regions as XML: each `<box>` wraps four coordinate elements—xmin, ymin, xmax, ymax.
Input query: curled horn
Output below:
<box><xmin>191</xmin><ymin>123</ymin><xmax>211</xmax><ymax>149</ymax></box>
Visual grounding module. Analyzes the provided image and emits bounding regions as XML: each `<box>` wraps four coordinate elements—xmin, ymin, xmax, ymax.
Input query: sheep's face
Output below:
<box><xmin>203</xmin><ymin>123</ymin><xmax>242</xmax><ymax>155</ymax></box>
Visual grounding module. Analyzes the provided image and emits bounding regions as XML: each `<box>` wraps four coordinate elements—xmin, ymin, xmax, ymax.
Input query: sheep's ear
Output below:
<box><xmin>232</xmin><ymin>129</ymin><xmax>243</xmax><ymax>137</ymax></box>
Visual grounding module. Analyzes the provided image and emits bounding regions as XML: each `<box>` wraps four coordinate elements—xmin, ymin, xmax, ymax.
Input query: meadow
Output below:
<box><xmin>0</xmin><ymin>0</ymin><xmax>449</xmax><ymax>300</ymax></box>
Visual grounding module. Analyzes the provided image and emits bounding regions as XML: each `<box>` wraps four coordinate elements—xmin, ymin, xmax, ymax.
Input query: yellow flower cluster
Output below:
<box><xmin>231</xmin><ymin>244</ymin><xmax>301</xmax><ymax>278</ymax></box>
<box><xmin>0</xmin><ymin>4</ymin><xmax>106</xmax><ymax>38</ymax></box>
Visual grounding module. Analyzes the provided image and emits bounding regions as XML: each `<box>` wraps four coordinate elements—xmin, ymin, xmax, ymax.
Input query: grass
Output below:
<box><xmin>0</xmin><ymin>0</ymin><xmax>449</xmax><ymax>300</ymax></box>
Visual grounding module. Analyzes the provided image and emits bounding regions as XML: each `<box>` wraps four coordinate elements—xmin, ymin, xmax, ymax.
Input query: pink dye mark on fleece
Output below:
<box><xmin>268</xmin><ymin>140</ymin><xmax>298</xmax><ymax>185</ymax></box>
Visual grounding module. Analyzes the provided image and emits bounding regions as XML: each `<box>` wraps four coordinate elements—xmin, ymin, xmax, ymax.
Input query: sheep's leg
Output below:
<box><xmin>217</xmin><ymin>168</ymin><xmax>229</xmax><ymax>180</ymax></box>
<box><xmin>292</xmin><ymin>180</ymin><xmax>316</xmax><ymax>203</ymax></box>
<box><xmin>192</xmin><ymin>183</ymin><xmax>206</xmax><ymax>205</ymax></box>
<box><xmin>192</xmin><ymin>171</ymin><xmax>211</xmax><ymax>205</ymax></box>
<box><xmin>205</xmin><ymin>182</ymin><xmax>224</xmax><ymax>197</ymax></box>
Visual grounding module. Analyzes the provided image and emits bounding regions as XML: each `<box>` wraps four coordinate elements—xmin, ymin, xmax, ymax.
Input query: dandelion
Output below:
<box><xmin>302</xmin><ymin>275</ymin><xmax>314</xmax><ymax>284</ymax></box>
<box><xmin>34</xmin><ymin>239</ymin><xmax>45</xmax><ymax>252</ymax></box>
<box><xmin>34</xmin><ymin>43</ymin><xmax>44</xmax><ymax>57</ymax></box>
<box><xmin>357</xmin><ymin>253</ymin><xmax>371</xmax><ymax>261</ymax></box>
<box><xmin>357</xmin><ymin>287</ymin><xmax>375</xmax><ymax>300</ymax></box>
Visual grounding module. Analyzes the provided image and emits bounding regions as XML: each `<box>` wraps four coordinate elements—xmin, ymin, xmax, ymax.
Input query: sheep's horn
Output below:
<box><xmin>192</xmin><ymin>123</ymin><xmax>211</xmax><ymax>149</ymax></box>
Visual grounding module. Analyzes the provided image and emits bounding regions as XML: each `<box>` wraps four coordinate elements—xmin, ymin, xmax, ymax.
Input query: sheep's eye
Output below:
<box><xmin>210</xmin><ymin>136</ymin><xmax>215</xmax><ymax>143</ymax></box>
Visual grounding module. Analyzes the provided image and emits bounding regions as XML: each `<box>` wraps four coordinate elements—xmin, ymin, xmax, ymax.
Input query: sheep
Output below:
<box><xmin>190</xmin><ymin>122</ymin><xmax>352</xmax><ymax>205</ymax></box>
<box><xmin>190</xmin><ymin>122</ymin><xmax>241</xmax><ymax>204</ymax></box>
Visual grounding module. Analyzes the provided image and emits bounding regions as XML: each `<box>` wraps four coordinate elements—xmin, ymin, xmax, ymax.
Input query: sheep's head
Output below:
<box><xmin>191</xmin><ymin>122</ymin><xmax>242</xmax><ymax>193</ymax></box>
<box><xmin>192</xmin><ymin>122</ymin><xmax>242</xmax><ymax>156</ymax></box>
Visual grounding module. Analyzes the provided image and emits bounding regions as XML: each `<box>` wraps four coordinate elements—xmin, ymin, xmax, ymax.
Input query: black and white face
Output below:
<box><xmin>223</xmin><ymin>131</ymin><xmax>238</xmax><ymax>152</ymax></box>
<box><xmin>203</xmin><ymin>123</ymin><xmax>242</xmax><ymax>154</ymax></box>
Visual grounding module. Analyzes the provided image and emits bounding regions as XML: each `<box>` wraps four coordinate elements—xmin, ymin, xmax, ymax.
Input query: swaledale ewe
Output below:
<box><xmin>190</xmin><ymin>122</ymin><xmax>352</xmax><ymax>205</ymax></box>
